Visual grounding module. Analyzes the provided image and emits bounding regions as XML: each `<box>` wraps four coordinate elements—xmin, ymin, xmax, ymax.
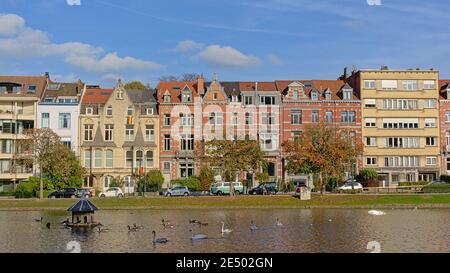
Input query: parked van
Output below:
<box><xmin>210</xmin><ymin>182</ymin><xmax>244</xmax><ymax>195</ymax></box>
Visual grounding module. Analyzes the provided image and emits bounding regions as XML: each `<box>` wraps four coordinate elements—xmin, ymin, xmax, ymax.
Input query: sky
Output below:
<box><xmin>1</xmin><ymin>0</ymin><xmax>450</xmax><ymax>87</ymax></box>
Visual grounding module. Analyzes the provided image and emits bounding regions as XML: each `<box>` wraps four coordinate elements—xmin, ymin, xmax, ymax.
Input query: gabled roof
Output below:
<box><xmin>0</xmin><ymin>75</ymin><xmax>47</xmax><ymax>98</ymax></box>
<box><xmin>276</xmin><ymin>80</ymin><xmax>358</xmax><ymax>100</ymax></box>
<box><xmin>440</xmin><ymin>80</ymin><xmax>450</xmax><ymax>99</ymax></box>
<box><xmin>82</xmin><ymin>87</ymin><xmax>113</xmax><ymax>104</ymax></box>
<box><xmin>204</xmin><ymin>81</ymin><xmax>241</xmax><ymax>97</ymax></box>
<box><xmin>157</xmin><ymin>81</ymin><xmax>198</xmax><ymax>103</ymax></box>
<box><xmin>239</xmin><ymin>81</ymin><xmax>277</xmax><ymax>92</ymax></box>
<box><xmin>67</xmin><ymin>198</ymin><xmax>98</xmax><ymax>212</ymax></box>
<box><xmin>42</xmin><ymin>81</ymin><xmax>83</xmax><ymax>100</ymax></box>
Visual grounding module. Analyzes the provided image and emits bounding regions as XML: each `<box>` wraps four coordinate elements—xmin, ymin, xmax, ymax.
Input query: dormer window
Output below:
<box><xmin>325</xmin><ymin>90</ymin><xmax>332</xmax><ymax>100</ymax></box>
<box><xmin>232</xmin><ymin>95</ymin><xmax>239</xmax><ymax>102</ymax></box>
<box><xmin>181</xmin><ymin>87</ymin><xmax>192</xmax><ymax>103</ymax></box>
<box><xmin>27</xmin><ymin>85</ymin><xmax>36</xmax><ymax>93</ymax></box>
<box><xmin>343</xmin><ymin>89</ymin><xmax>352</xmax><ymax>100</ymax></box>
<box><xmin>146</xmin><ymin>107</ymin><xmax>153</xmax><ymax>115</ymax></box>
<box><xmin>86</xmin><ymin>107</ymin><xmax>93</xmax><ymax>115</ymax></box>
<box><xmin>127</xmin><ymin>106</ymin><xmax>133</xmax><ymax>116</ymax></box>
<box><xmin>106</xmin><ymin>105</ymin><xmax>113</xmax><ymax>116</ymax></box>
<box><xmin>311</xmin><ymin>91</ymin><xmax>318</xmax><ymax>101</ymax></box>
<box><xmin>117</xmin><ymin>89</ymin><xmax>124</xmax><ymax>99</ymax></box>
<box><xmin>293</xmin><ymin>88</ymin><xmax>299</xmax><ymax>99</ymax></box>
<box><xmin>163</xmin><ymin>91</ymin><xmax>171</xmax><ymax>103</ymax></box>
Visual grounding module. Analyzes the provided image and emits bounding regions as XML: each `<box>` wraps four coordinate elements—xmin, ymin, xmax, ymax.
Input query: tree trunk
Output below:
<box><xmin>319</xmin><ymin>172</ymin><xmax>324</xmax><ymax>195</ymax></box>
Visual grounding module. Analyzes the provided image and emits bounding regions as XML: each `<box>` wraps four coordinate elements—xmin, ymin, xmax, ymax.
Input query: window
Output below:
<box><xmin>386</xmin><ymin>137</ymin><xmax>419</xmax><ymax>148</ymax></box>
<box><xmin>424</xmin><ymin>118</ymin><xmax>436</xmax><ymax>128</ymax></box>
<box><xmin>126</xmin><ymin>150</ymin><xmax>133</xmax><ymax>167</ymax></box>
<box><xmin>366</xmin><ymin>157</ymin><xmax>377</xmax><ymax>165</ymax></box>
<box><xmin>365</xmin><ymin>118</ymin><xmax>376</xmax><ymax>127</ymax></box>
<box><xmin>84</xmin><ymin>124</ymin><xmax>93</xmax><ymax>141</ymax></box>
<box><xmin>105</xmin><ymin>150</ymin><xmax>113</xmax><ymax>168</ymax></box>
<box><xmin>260</xmin><ymin>96</ymin><xmax>275</xmax><ymax>105</ymax></box>
<box><xmin>343</xmin><ymin>89</ymin><xmax>352</xmax><ymax>100</ymax></box>
<box><xmin>84</xmin><ymin>150</ymin><xmax>91</xmax><ymax>168</ymax></box>
<box><xmin>324</xmin><ymin>91</ymin><xmax>332</xmax><ymax>100</ymax></box>
<box><xmin>146</xmin><ymin>151</ymin><xmax>154</xmax><ymax>167</ymax></box>
<box><xmin>382</xmin><ymin>99</ymin><xmax>418</xmax><ymax>110</ymax></box>
<box><xmin>426</xmin><ymin>137</ymin><xmax>437</xmax><ymax>146</ymax></box>
<box><xmin>180</xmin><ymin>134</ymin><xmax>194</xmax><ymax>151</ymax></box>
<box><xmin>341</xmin><ymin>111</ymin><xmax>355</xmax><ymax>123</ymax></box>
<box><xmin>384</xmin><ymin>156</ymin><xmax>419</xmax><ymax>167</ymax></box>
<box><xmin>104</xmin><ymin>124</ymin><xmax>114</xmax><ymax>141</ymax></box>
<box><xmin>163</xmin><ymin>94</ymin><xmax>171</xmax><ymax>103</ymax></box>
<box><xmin>145</xmin><ymin>125</ymin><xmax>154</xmax><ymax>142</ymax></box>
<box><xmin>106</xmin><ymin>106</ymin><xmax>113</xmax><ymax>116</ymax></box>
<box><xmin>423</xmin><ymin>80</ymin><xmax>436</xmax><ymax>90</ymax></box>
<box><xmin>117</xmin><ymin>89</ymin><xmax>123</xmax><ymax>99</ymax></box>
<box><xmin>245</xmin><ymin>112</ymin><xmax>253</xmax><ymax>125</ymax></box>
<box><xmin>261</xmin><ymin>113</ymin><xmax>275</xmax><ymax>125</ymax></box>
<box><xmin>125</xmin><ymin>125</ymin><xmax>134</xmax><ymax>141</ymax></box>
<box><xmin>216</xmin><ymin>113</ymin><xmax>223</xmax><ymax>125</ymax></box>
<box><xmin>325</xmin><ymin>111</ymin><xmax>333</xmax><ymax>123</ymax></box>
<box><xmin>381</xmin><ymin>80</ymin><xmax>397</xmax><ymax>90</ymax></box>
<box><xmin>424</xmin><ymin>99</ymin><xmax>436</xmax><ymax>109</ymax></box>
<box><xmin>260</xmin><ymin>133</ymin><xmax>277</xmax><ymax>151</ymax></box>
<box><xmin>232</xmin><ymin>113</ymin><xmax>238</xmax><ymax>126</ymax></box>
<box><xmin>364</xmin><ymin>99</ymin><xmax>376</xmax><ymax>108</ymax></box>
<box><xmin>163</xmin><ymin>162</ymin><xmax>171</xmax><ymax>173</ymax></box>
<box><xmin>365</xmin><ymin>137</ymin><xmax>377</xmax><ymax>146</ymax></box>
<box><xmin>311</xmin><ymin>110</ymin><xmax>319</xmax><ymax>123</ymax></box>
<box><xmin>311</xmin><ymin>91</ymin><xmax>318</xmax><ymax>101</ymax></box>
<box><xmin>291</xmin><ymin>110</ymin><xmax>302</xmax><ymax>125</ymax></box>
<box><xmin>127</xmin><ymin>106</ymin><xmax>133</xmax><ymax>116</ymax></box>
<box><xmin>180</xmin><ymin>163</ymin><xmax>194</xmax><ymax>178</ymax></box>
<box><xmin>27</xmin><ymin>85</ymin><xmax>36</xmax><ymax>93</ymax></box>
<box><xmin>402</xmin><ymin>80</ymin><xmax>418</xmax><ymax>90</ymax></box>
<box><xmin>163</xmin><ymin>114</ymin><xmax>170</xmax><ymax>126</ymax></box>
<box><xmin>41</xmin><ymin>113</ymin><xmax>49</xmax><ymax>128</ymax></box>
<box><xmin>94</xmin><ymin>149</ymin><xmax>103</xmax><ymax>168</ymax></box>
<box><xmin>426</xmin><ymin>157</ymin><xmax>437</xmax><ymax>166</ymax></box>
<box><xmin>163</xmin><ymin>135</ymin><xmax>171</xmax><ymax>151</ymax></box>
<box><xmin>59</xmin><ymin>113</ymin><xmax>71</xmax><ymax>129</ymax></box>
<box><xmin>292</xmin><ymin>131</ymin><xmax>301</xmax><ymax>141</ymax></box>
<box><xmin>447</xmin><ymin>158</ymin><xmax>450</xmax><ymax>171</ymax></box>
<box><xmin>232</xmin><ymin>95</ymin><xmax>239</xmax><ymax>102</ymax></box>
<box><xmin>135</xmin><ymin>150</ymin><xmax>144</xmax><ymax>168</ymax></box>
<box><xmin>0</xmin><ymin>139</ymin><xmax>14</xmax><ymax>154</ymax></box>
<box><xmin>104</xmin><ymin>176</ymin><xmax>112</xmax><ymax>188</ymax></box>
<box><xmin>292</xmin><ymin>88</ymin><xmax>299</xmax><ymax>99</ymax></box>
<box><xmin>382</xmin><ymin>118</ymin><xmax>419</xmax><ymax>129</ymax></box>
<box><xmin>86</xmin><ymin>107</ymin><xmax>93</xmax><ymax>115</ymax></box>
<box><xmin>364</xmin><ymin>80</ymin><xmax>376</xmax><ymax>89</ymax></box>
<box><xmin>146</xmin><ymin>107</ymin><xmax>153</xmax><ymax>115</ymax></box>
<box><xmin>213</xmin><ymin>92</ymin><xmax>218</xmax><ymax>100</ymax></box>
<box><xmin>446</xmin><ymin>111</ymin><xmax>450</xmax><ymax>123</ymax></box>
<box><xmin>62</xmin><ymin>140</ymin><xmax>71</xmax><ymax>149</ymax></box>
<box><xmin>244</xmin><ymin>96</ymin><xmax>253</xmax><ymax>105</ymax></box>
<box><xmin>181</xmin><ymin>90</ymin><xmax>192</xmax><ymax>103</ymax></box>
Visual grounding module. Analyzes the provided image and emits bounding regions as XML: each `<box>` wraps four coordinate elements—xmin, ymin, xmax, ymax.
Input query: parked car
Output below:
<box><xmin>431</xmin><ymin>180</ymin><xmax>448</xmax><ymax>185</ymax></box>
<box><xmin>166</xmin><ymin>186</ymin><xmax>190</xmax><ymax>197</ymax></box>
<box><xmin>76</xmin><ymin>188</ymin><xmax>92</xmax><ymax>198</ymax></box>
<box><xmin>210</xmin><ymin>182</ymin><xmax>244</xmax><ymax>195</ymax></box>
<box><xmin>337</xmin><ymin>182</ymin><xmax>363</xmax><ymax>193</ymax></box>
<box><xmin>248</xmin><ymin>182</ymin><xmax>278</xmax><ymax>195</ymax></box>
<box><xmin>48</xmin><ymin>188</ymin><xmax>78</xmax><ymax>199</ymax></box>
<box><xmin>98</xmin><ymin>187</ymin><xmax>124</xmax><ymax>198</ymax></box>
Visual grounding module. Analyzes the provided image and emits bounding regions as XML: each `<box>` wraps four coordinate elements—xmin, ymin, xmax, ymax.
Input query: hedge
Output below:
<box><xmin>422</xmin><ymin>184</ymin><xmax>450</xmax><ymax>193</ymax></box>
<box><xmin>0</xmin><ymin>191</ymin><xmax>15</xmax><ymax>197</ymax></box>
<box><xmin>398</xmin><ymin>181</ymin><xmax>430</xmax><ymax>187</ymax></box>
<box><xmin>171</xmin><ymin>176</ymin><xmax>200</xmax><ymax>191</ymax></box>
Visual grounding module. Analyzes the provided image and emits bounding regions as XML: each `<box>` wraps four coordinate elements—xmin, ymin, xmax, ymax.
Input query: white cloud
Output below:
<box><xmin>196</xmin><ymin>45</ymin><xmax>261</xmax><ymax>68</ymax></box>
<box><xmin>0</xmin><ymin>14</ymin><xmax>25</xmax><ymax>36</ymax></box>
<box><xmin>0</xmin><ymin>14</ymin><xmax>162</xmax><ymax>73</ymax></box>
<box><xmin>174</xmin><ymin>40</ymin><xmax>204</xmax><ymax>52</ymax></box>
<box><xmin>67</xmin><ymin>0</ymin><xmax>81</xmax><ymax>6</ymax></box>
<box><xmin>267</xmin><ymin>54</ymin><xmax>282</xmax><ymax>65</ymax></box>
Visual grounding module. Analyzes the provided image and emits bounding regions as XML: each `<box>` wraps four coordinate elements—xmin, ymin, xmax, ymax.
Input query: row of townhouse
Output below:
<box><xmin>1</xmin><ymin>67</ymin><xmax>450</xmax><ymax>193</ymax></box>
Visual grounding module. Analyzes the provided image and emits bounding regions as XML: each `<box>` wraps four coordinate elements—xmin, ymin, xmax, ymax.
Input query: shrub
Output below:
<box><xmin>423</xmin><ymin>183</ymin><xmax>450</xmax><ymax>193</ymax></box>
<box><xmin>398</xmin><ymin>181</ymin><xmax>429</xmax><ymax>187</ymax></box>
<box><xmin>199</xmin><ymin>167</ymin><xmax>215</xmax><ymax>191</ymax></box>
<box><xmin>14</xmin><ymin>181</ymin><xmax>36</xmax><ymax>198</ymax></box>
<box><xmin>140</xmin><ymin>170</ymin><xmax>164</xmax><ymax>192</ymax></box>
<box><xmin>171</xmin><ymin>176</ymin><xmax>200</xmax><ymax>191</ymax></box>
<box><xmin>0</xmin><ymin>191</ymin><xmax>15</xmax><ymax>197</ymax></box>
<box><xmin>356</xmin><ymin>169</ymin><xmax>378</xmax><ymax>187</ymax></box>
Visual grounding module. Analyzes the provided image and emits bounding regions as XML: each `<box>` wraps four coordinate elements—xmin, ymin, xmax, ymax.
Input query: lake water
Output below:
<box><xmin>0</xmin><ymin>208</ymin><xmax>449</xmax><ymax>253</ymax></box>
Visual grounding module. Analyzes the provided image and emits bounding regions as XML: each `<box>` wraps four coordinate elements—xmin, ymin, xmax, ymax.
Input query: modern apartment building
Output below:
<box><xmin>0</xmin><ymin>75</ymin><xmax>48</xmax><ymax>191</ymax></box>
<box><xmin>356</xmin><ymin>68</ymin><xmax>440</xmax><ymax>185</ymax></box>
<box><xmin>38</xmin><ymin>80</ymin><xmax>86</xmax><ymax>153</ymax></box>
<box><xmin>79</xmin><ymin>80</ymin><xmax>160</xmax><ymax>192</ymax></box>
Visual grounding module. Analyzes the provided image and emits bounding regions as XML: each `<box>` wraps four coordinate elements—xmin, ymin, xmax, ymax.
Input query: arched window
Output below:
<box><xmin>94</xmin><ymin>149</ymin><xmax>103</xmax><ymax>168</ymax></box>
<box><xmin>146</xmin><ymin>151</ymin><xmax>154</xmax><ymax>167</ymax></box>
<box><xmin>135</xmin><ymin>150</ymin><xmax>144</xmax><ymax>168</ymax></box>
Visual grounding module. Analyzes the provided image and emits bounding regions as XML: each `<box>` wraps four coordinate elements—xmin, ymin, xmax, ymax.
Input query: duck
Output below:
<box><xmin>127</xmin><ymin>225</ymin><xmax>138</xmax><ymax>232</ymax></box>
<box><xmin>250</xmin><ymin>220</ymin><xmax>258</xmax><ymax>231</ymax></box>
<box><xmin>46</xmin><ymin>222</ymin><xmax>51</xmax><ymax>229</ymax></box>
<box><xmin>162</xmin><ymin>219</ymin><xmax>174</xmax><ymax>228</ymax></box>
<box><xmin>133</xmin><ymin>223</ymin><xmax>144</xmax><ymax>229</ymax></box>
<box><xmin>34</xmin><ymin>217</ymin><xmax>43</xmax><ymax>222</ymax></box>
<box><xmin>190</xmin><ymin>229</ymin><xmax>207</xmax><ymax>240</ymax></box>
<box><xmin>98</xmin><ymin>226</ymin><xmax>109</xmax><ymax>233</ymax></box>
<box><xmin>60</xmin><ymin>218</ymin><xmax>69</xmax><ymax>225</ymax></box>
<box><xmin>152</xmin><ymin>230</ymin><xmax>169</xmax><ymax>244</ymax></box>
<box><xmin>221</xmin><ymin>222</ymin><xmax>232</xmax><ymax>233</ymax></box>
<box><xmin>276</xmin><ymin>218</ymin><xmax>283</xmax><ymax>227</ymax></box>
<box><xmin>189</xmin><ymin>219</ymin><xmax>200</xmax><ymax>224</ymax></box>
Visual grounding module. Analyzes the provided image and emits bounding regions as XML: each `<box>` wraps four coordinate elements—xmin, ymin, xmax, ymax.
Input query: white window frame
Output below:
<box><xmin>364</xmin><ymin>80</ymin><xmax>376</xmax><ymax>89</ymax></box>
<box><xmin>426</xmin><ymin>157</ymin><xmax>437</xmax><ymax>166</ymax></box>
<box><xmin>381</xmin><ymin>80</ymin><xmax>398</xmax><ymax>90</ymax></box>
<box><xmin>423</xmin><ymin>80</ymin><xmax>436</xmax><ymax>90</ymax></box>
<box><xmin>86</xmin><ymin>107</ymin><xmax>93</xmax><ymax>115</ymax></box>
<box><xmin>424</xmin><ymin>99</ymin><xmax>436</xmax><ymax>109</ymax></box>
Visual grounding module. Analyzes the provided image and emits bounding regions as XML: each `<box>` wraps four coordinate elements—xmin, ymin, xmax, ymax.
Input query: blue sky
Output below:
<box><xmin>1</xmin><ymin>0</ymin><xmax>450</xmax><ymax>87</ymax></box>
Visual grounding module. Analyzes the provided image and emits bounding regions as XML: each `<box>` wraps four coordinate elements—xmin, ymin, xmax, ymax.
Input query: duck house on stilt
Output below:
<box><xmin>67</xmin><ymin>198</ymin><xmax>99</xmax><ymax>228</ymax></box>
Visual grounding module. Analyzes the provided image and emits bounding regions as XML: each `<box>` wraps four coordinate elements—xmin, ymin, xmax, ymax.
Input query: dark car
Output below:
<box><xmin>76</xmin><ymin>188</ymin><xmax>92</xmax><ymax>198</ymax></box>
<box><xmin>48</xmin><ymin>188</ymin><xmax>78</xmax><ymax>199</ymax></box>
<box><xmin>248</xmin><ymin>182</ymin><xmax>278</xmax><ymax>195</ymax></box>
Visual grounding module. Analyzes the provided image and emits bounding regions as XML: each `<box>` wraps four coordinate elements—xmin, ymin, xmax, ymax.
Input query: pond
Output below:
<box><xmin>0</xmin><ymin>208</ymin><xmax>449</xmax><ymax>253</ymax></box>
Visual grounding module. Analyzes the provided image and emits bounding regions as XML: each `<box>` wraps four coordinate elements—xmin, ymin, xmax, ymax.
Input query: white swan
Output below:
<box><xmin>250</xmin><ymin>220</ymin><xmax>258</xmax><ymax>231</ymax></box>
<box><xmin>276</xmin><ymin>218</ymin><xmax>283</xmax><ymax>227</ymax></box>
<box><xmin>368</xmin><ymin>210</ymin><xmax>386</xmax><ymax>216</ymax></box>
<box><xmin>190</xmin><ymin>229</ymin><xmax>207</xmax><ymax>240</ymax></box>
<box><xmin>221</xmin><ymin>222</ymin><xmax>232</xmax><ymax>233</ymax></box>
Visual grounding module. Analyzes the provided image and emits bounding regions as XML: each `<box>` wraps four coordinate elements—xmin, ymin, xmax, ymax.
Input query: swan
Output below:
<box><xmin>276</xmin><ymin>218</ymin><xmax>283</xmax><ymax>227</ymax></box>
<box><xmin>250</xmin><ymin>220</ymin><xmax>258</xmax><ymax>231</ymax></box>
<box><xmin>221</xmin><ymin>222</ymin><xmax>232</xmax><ymax>233</ymax></box>
<box><xmin>190</xmin><ymin>229</ymin><xmax>207</xmax><ymax>240</ymax></box>
<box><xmin>152</xmin><ymin>230</ymin><xmax>169</xmax><ymax>244</ymax></box>
<box><xmin>34</xmin><ymin>217</ymin><xmax>43</xmax><ymax>222</ymax></box>
<box><xmin>368</xmin><ymin>210</ymin><xmax>386</xmax><ymax>216</ymax></box>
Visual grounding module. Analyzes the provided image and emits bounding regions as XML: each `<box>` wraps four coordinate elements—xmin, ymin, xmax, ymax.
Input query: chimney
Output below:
<box><xmin>197</xmin><ymin>74</ymin><xmax>205</xmax><ymax>95</ymax></box>
<box><xmin>343</xmin><ymin>67</ymin><xmax>348</xmax><ymax>80</ymax></box>
<box><xmin>44</xmin><ymin>72</ymin><xmax>50</xmax><ymax>79</ymax></box>
<box><xmin>381</xmin><ymin>65</ymin><xmax>389</xmax><ymax>70</ymax></box>
<box><xmin>255</xmin><ymin>82</ymin><xmax>258</xmax><ymax>91</ymax></box>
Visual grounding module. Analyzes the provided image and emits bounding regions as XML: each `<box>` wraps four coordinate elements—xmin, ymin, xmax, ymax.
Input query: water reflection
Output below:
<box><xmin>0</xmin><ymin>209</ymin><xmax>449</xmax><ymax>253</ymax></box>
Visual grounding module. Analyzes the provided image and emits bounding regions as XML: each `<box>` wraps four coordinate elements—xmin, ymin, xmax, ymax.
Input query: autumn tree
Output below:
<box><xmin>124</xmin><ymin>81</ymin><xmax>149</xmax><ymax>90</ymax></box>
<box><xmin>283</xmin><ymin>123</ymin><xmax>362</xmax><ymax>194</ymax></box>
<box><xmin>196</xmin><ymin>139</ymin><xmax>267</xmax><ymax>195</ymax></box>
<box><xmin>45</xmin><ymin>144</ymin><xmax>85</xmax><ymax>190</ymax></box>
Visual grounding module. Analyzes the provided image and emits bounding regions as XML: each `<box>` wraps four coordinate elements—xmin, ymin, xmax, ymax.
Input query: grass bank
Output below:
<box><xmin>1</xmin><ymin>194</ymin><xmax>450</xmax><ymax>210</ymax></box>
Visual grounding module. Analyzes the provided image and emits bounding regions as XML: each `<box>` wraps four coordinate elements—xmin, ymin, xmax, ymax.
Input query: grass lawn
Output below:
<box><xmin>1</xmin><ymin>194</ymin><xmax>450</xmax><ymax>210</ymax></box>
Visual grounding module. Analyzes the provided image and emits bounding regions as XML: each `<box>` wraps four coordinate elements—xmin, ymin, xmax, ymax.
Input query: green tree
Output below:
<box><xmin>45</xmin><ymin>144</ymin><xmax>85</xmax><ymax>189</ymax></box>
<box><xmin>283</xmin><ymin>123</ymin><xmax>362</xmax><ymax>194</ymax></box>
<box><xmin>139</xmin><ymin>170</ymin><xmax>164</xmax><ymax>192</ymax></box>
<box><xmin>356</xmin><ymin>168</ymin><xmax>378</xmax><ymax>187</ymax></box>
<box><xmin>124</xmin><ymin>81</ymin><xmax>148</xmax><ymax>90</ymax></box>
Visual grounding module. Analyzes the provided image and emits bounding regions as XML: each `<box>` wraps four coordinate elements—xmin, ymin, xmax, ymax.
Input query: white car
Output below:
<box><xmin>337</xmin><ymin>182</ymin><xmax>363</xmax><ymax>193</ymax></box>
<box><xmin>99</xmin><ymin>187</ymin><xmax>124</xmax><ymax>198</ymax></box>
